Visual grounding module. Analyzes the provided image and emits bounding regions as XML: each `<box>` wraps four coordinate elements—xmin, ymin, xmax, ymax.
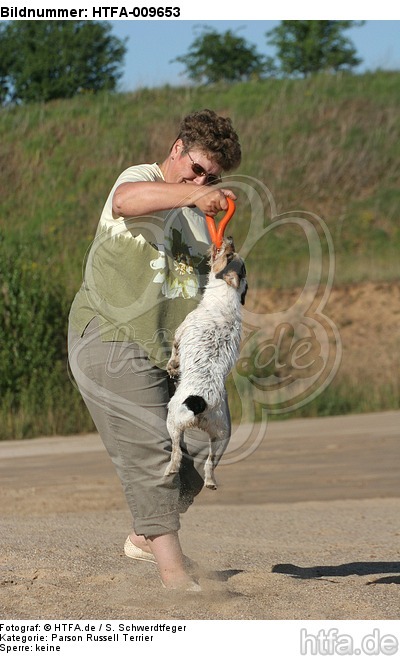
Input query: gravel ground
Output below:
<box><xmin>1</xmin><ymin>411</ymin><xmax>399</xmax><ymax>621</ymax></box>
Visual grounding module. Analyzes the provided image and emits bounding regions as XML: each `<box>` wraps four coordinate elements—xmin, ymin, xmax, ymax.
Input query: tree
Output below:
<box><xmin>173</xmin><ymin>27</ymin><xmax>276</xmax><ymax>84</ymax></box>
<box><xmin>0</xmin><ymin>21</ymin><xmax>127</xmax><ymax>104</ymax></box>
<box><xmin>266</xmin><ymin>21</ymin><xmax>364</xmax><ymax>77</ymax></box>
<box><xmin>0</xmin><ymin>23</ymin><xmax>12</xmax><ymax>105</ymax></box>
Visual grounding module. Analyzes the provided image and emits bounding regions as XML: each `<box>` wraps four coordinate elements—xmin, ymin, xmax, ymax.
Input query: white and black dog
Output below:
<box><xmin>165</xmin><ymin>237</ymin><xmax>247</xmax><ymax>489</ymax></box>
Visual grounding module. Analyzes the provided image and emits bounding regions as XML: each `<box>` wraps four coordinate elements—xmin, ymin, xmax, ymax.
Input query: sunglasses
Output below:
<box><xmin>187</xmin><ymin>152</ymin><xmax>221</xmax><ymax>186</ymax></box>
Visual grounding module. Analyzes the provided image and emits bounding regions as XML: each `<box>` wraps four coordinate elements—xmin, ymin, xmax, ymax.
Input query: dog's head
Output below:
<box><xmin>210</xmin><ymin>237</ymin><xmax>248</xmax><ymax>305</ymax></box>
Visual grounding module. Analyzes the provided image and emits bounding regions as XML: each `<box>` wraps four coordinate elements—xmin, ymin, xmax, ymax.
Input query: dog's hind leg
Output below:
<box><xmin>202</xmin><ymin>407</ymin><xmax>230</xmax><ymax>490</ymax></box>
<box><xmin>164</xmin><ymin>412</ymin><xmax>183</xmax><ymax>476</ymax></box>
<box><xmin>204</xmin><ymin>439</ymin><xmax>218</xmax><ymax>490</ymax></box>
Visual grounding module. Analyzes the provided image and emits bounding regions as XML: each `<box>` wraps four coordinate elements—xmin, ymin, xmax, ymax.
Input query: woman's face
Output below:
<box><xmin>169</xmin><ymin>139</ymin><xmax>222</xmax><ymax>186</ymax></box>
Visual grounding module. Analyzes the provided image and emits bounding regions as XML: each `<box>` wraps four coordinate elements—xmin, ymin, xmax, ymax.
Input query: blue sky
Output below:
<box><xmin>110</xmin><ymin>20</ymin><xmax>400</xmax><ymax>92</ymax></box>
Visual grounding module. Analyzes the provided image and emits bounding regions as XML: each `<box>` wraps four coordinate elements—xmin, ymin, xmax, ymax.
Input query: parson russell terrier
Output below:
<box><xmin>164</xmin><ymin>236</ymin><xmax>248</xmax><ymax>489</ymax></box>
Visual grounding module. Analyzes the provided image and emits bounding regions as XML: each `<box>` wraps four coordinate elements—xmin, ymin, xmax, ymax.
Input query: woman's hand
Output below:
<box><xmin>188</xmin><ymin>187</ymin><xmax>237</xmax><ymax>217</ymax></box>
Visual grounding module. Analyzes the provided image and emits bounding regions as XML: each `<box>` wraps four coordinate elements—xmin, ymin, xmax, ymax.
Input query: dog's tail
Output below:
<box><xmin>168</xmin><ymin>395</ymin><xmax>207</xmax><ymax>432</ymax></box>
<box><xmin>184</xmin><ymin>395</ymin><xmax>207</xmax><ymax>415</ymax></box>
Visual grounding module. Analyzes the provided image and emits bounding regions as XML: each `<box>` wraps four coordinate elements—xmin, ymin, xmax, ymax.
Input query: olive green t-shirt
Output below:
<box><xmin>69</xmin><ymin>163</ymin><xmax>212</xmax><ymax>368</ymax></box>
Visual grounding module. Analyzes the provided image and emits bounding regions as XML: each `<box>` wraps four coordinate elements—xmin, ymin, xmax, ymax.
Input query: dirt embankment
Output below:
<box><xmin>247</xmin><ymin>279</ymin><xmax>400</xmax><ymax>387</ymax></box>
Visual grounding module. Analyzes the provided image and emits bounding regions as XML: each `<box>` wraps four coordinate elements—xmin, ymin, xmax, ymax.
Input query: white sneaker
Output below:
<box><xmin>124</xmin><ymin>536</ymin><xmax>156</xmax><ymax>563</ymax></box>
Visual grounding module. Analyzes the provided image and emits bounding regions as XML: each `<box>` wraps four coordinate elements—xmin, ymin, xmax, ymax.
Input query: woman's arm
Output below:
<box><xmin>112</xmin><ymin>181</ymin><xmax>236</xmax><ymax>218</ymax></box>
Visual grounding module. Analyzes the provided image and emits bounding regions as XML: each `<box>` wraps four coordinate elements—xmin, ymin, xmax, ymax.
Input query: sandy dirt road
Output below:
<box><xmin>0</xmin><ymin>411</ymin><xmax>399</xmax><ymax>621</ymax></box>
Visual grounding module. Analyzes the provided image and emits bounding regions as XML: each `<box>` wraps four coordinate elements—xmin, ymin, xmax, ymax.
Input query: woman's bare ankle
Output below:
<box><xmin>147</xmin><ymin>532</ymin><xmax>201</xmax><ymax>590</ymax></box>
<box><xmin>129</xmin><ymin>531</ymin><xmax>152</xmax><ymax>553</ymax></box>
<box><xmin>162</xmin><ymin>573</ymin><xmax>200</xmax><ymax>591</ymax></box>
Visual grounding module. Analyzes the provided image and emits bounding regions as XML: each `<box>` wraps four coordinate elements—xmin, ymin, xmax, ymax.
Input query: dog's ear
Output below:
<box><xmin>216</xmin><ymin>253</ymin><xmax>247</xmax><ymax>296</ymax></box>
<box><xmin>222</xmin><ymin>271</ymin><xmax>240</xmax><ymax>289</ymax></box>
<box><xmin>241</xmin><ymin>281</ymin><xmax>248</xmax><ymax>306</ymax></box>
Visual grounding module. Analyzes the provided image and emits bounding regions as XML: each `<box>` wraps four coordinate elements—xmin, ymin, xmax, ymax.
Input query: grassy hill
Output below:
<box><xmin>1</xmin><ymin>71</ymin><xmax>399</xmax><ymax>438</ymax></box>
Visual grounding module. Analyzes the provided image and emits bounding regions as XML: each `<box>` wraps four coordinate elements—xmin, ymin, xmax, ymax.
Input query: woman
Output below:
<box><xmin>68</xmin><ymin>109</ymin><xmax>241</xmax><ymax>591</ymax></box>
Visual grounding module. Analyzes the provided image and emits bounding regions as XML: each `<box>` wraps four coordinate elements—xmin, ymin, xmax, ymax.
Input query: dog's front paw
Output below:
<box><xmin>164</xmin><ymin>460</ymin><xmax>179</xmax><ymax>477</ymax></box>
<box><xmin>167</xmin><ymin>358</ymin><xmax>180</xmax><ymax>378</ymax></box>
<box><xmin>205</xmin><ymin>471</ymin><xmax>218</xmax><ymax>490</ymax></box>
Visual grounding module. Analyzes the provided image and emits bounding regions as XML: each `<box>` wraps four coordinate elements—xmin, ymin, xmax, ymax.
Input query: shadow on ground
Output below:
<box><xmin>205</xmin><ymin>568</ymin><xmax>244</xmax><ymax>582</ymax></box>
<box><xmin>272</xmin><ymin>562</ymin><xmax>400</xmax><ymax>583</ymax></box>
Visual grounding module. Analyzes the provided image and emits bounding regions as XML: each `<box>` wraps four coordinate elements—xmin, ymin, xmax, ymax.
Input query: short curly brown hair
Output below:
<box><xmin>173</xmin><ymin>108</ymin><xmax>241</xmax><ymax>172</ymax></box>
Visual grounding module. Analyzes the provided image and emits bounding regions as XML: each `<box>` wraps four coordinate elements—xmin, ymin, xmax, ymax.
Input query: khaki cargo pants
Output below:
<box><xmin>68</xmin><ymin>316</ymin><xmax>231</xmax><ymax>536</ymax></box>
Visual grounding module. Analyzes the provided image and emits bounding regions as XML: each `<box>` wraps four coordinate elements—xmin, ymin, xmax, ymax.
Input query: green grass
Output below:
<box><xmin>2</xmin><ymin>72</ymin><xmax>400</xmax><ymax>289</ymax></box>
<box><xmin>1</xmin><ymin>71</ymin><xmax>399</xmax><ymax>438</ymax></box>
